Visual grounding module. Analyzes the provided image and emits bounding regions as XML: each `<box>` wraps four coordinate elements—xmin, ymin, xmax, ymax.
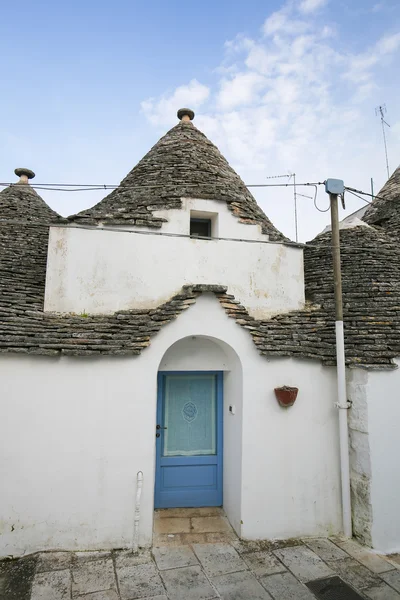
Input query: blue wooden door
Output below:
<box><xmin>155</xmin><ymin>372</ymin><xmax>223</xmax><ymax>508</ymax></box>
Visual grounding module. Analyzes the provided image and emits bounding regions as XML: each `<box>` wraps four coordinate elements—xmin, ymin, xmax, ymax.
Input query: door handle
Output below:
<box><xmin>156</xmin><ymin>425</ymin><xmax>167</xmax><ymax>430</ymax></box>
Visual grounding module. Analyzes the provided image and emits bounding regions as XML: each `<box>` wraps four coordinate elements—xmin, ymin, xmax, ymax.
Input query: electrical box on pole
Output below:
<box><xmin>325</xmin><ymin>179</ymin><xmax>344</xmax><ymax>195</ymax></box>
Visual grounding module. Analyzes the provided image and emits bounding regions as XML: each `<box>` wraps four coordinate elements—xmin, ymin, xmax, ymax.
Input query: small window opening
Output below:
<box><xmin>190</xmin><ymin>218</ymin><xmax>212</xmax><ymax>239</ymax></box>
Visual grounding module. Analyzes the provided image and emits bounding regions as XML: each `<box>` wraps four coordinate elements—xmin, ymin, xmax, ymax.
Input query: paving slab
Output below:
<box><xmin>31</xmin><ymin>569</ymin><xmax>71</xmax><ymax>600</ymax></box>
<box><xmin>191</xmin><ymin>517</ymin><xmax>231</xmax><ymax>534</ymax></box>
<box><xmin>36</xmin><ymin>552</ymin><xmax>72</xmax><ymax>573</ymax></box>
<box><xmin>117</xmin><ymin>562</ymin><xmax>165</xmax><ymax>600</ymax></box>
<box><xmin>153</xmin><ymin>545</ymin><xmax>198</xmax><ymax>570</ymax></box>
<box><xmin>160</xmin><ymin>565</ymin><xmax>217</xmax><ymax>600</ymax></box>
<box><xmin>243</xmin><ymin>550</ymin><xmax>287</xmax><ymax>577</ymax></box>
<box><xmin>74</xmin><ymin>591</ymin><xmax>119</xmax><ymax>600</ymax></box>
<box><xmin>326</xmin><ymin>558</ymin><xmax>381</xmax><ymax>591</ymax></box>
<box><xmin>0</xmin><ymin>556</ymin><xmax>37</xmax><ymax>600</ymax></box>
<box><xmin>192</xmin><ymin>543</ymin><xmax>247</xmax><ymax>576</ymax></box>
<box><xmin>334</xmin><ymin>539</ymin><xmax>395</xmax><ymax>574</ymax></box>
<box><xmin>382</xmin><ymin>570</ymin><xmax>400</xmax><ymax>593</ymax></box>
<box><xmin>386</xmin><ymin>555</ymin><xmax>400</xmax><ymax>569</ymax></box>
<box><xmin>73</xmin><ymin>551</ymin><xmax>112</xmax><ymax>563</ymax></box>
<box><xmin>153</xmin><ymin>533</ymin><xmax>185</xmax><ymax>547</ymax></box>
<box><xmin>72</xmin><ymin>558</ymin><xmax>116</xmax><ymax>596</ymax></box>
<box><xmin>304</xmin><ymin>538</ymin><xmax>348</xmax><ymax>561</ymax></box>
<box><xmin>204</xmin><ymin>532</ymin><xmax>237</xmax><ymax>544</ymax></box>
<box><xmin>260</xmin><ymin>571</ymin><xmax>315</xmax><ymax>600</ymax></box>
<box><xmin>274</xmin><ymin>545</ymin><xmax>334</xmax><ymax>582</ymax></box>
<box><xmin>212</xmin><ymin>569</ymin><xmax>272</xmax><ymax>599</ymax></box>
<box><xmin>154</xmin><ymin>518</ymin><xmax>191</xmax><ymax>534</ymax></box>
<box><xmin>230</xmin><ymin>539</ymin><xmax>262</xmax><ymax>554</ymax></box>
<box><xmin>179</xmin><ymin>533</ymin><xmax>208</xmax><ymax>545</ymax></box>
<box><xmin>114</xmin><ymin>549</ymin><xmax>152</xmax><ymax>568</ymax></box>
<box><xmin>364</xmin><ymin>583</ymin><xmax>400</xmax><ymax>599</ymax></box>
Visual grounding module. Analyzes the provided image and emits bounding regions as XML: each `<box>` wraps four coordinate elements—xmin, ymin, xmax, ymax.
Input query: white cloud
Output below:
<box><xmin>377</xmin><ymin>32</ymin><xmax>400</xmax><ymax>54</ymax></box>
<box><xmin>141</xmin><ymin>3</ymin><xmax>400</xmax><ymax>241</ymax></box>
<box><xmin>141</xmin><ymin>80</ymin><xmax>210</xmax><ymax>127</ymax></box>
<box><xmin>263</xmin><ymin>8</ymin><xmax>310</xmax><ymax>37</ymax></box>
<box><xmin>344</xmin><ymin>32</ymin><xmax>400</xmax><ymax>83</ymax></box>
<box><xmin>217</xmin><ymin>73</ymin><xmax>266</xmax><ymax>110</ymax></box>
<box><xmin>298</xmin><ymin>0</ymin><xmax>328</xmax><ymax>14</ymax></box>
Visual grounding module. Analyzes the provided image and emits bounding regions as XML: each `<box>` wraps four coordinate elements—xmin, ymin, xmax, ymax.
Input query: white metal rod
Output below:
<box><xmin>132</xmin><ymin>471</ymin><xmax>143</xmax><ymax>553</ymax></box>
<box><xmin>330</xmin><ymin>192</ymin><xmax>352</xmax><ymax>538</ymax></box>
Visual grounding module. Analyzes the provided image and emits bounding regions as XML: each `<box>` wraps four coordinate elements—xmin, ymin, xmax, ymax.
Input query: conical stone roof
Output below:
<box><xmin>68</xmin><ymin>114</ymin><xmax>285</xmax><ymax>241</ymax></box>
<box><xmin>0</xmin><ymin>172</ymin><xmax>59</xmax><ymax>313</ymax></box>
<box><xmin>0</xmin><ymin>180</ymin><xmax>59</xmax><ymax>224</ymax></box>
<box><xmin>362</xmin><ymin>164</ymin><xmax>400</xmax><ymax>239</ymax></box>
<box><xmin>302</xmin><ymin>222</ymin><xmax>400</xmax><ymax>368</ymax></box>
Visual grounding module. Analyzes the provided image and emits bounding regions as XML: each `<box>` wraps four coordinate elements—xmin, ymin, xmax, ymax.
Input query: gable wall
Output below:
<box><xmin>44</xmin><ymin>200</ymin><xmax>304</xmax><ymax>319</ymax></box>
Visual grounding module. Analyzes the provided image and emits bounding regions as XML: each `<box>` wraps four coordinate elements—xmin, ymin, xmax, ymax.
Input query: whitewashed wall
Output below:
<box><xmin>347</xmin><ymin>362</ymin><xmax>400</xmax><ymax>554</ymax></box>
<box><xmin>241</xmin><ymin>358</ymin><xmax>341</xmax><ymax>540</ymax></box>
<box><xmin>367</xmin><ymin>360</ymin><xmax>400</xmax><ymax>554</ymax></box>
<box><xmin>0</xmin><ymin>294</ymin><xmax>341</xmax><ymax>557</ymax></box>
<box><xmin>44</xmin><ymin>198</ymin><xmax>304</xmax><ymax>319</ymax></box>
<box><xmin>347</xmin><ymin>369</ymin><xmax>373</xmax><ymax>546</ymax></box>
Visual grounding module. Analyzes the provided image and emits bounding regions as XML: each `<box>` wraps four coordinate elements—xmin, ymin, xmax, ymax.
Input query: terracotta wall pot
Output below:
<box><xmin>274</xmin><ymin>386</ymin><xmax>299</xmax><ymax>407</ymax></box>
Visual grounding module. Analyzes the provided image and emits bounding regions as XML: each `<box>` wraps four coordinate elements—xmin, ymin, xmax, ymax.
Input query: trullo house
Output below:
<box><xmin>1</xmin><ymin>109</ymin><xmax>400</xmax><ymax>557</ymax></box>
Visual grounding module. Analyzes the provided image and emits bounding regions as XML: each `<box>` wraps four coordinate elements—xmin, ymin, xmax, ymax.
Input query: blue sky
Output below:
<box><xmin>1</xmin><ymin>0</ymin><xmax>399</xmax><ymax>241</ymax></box>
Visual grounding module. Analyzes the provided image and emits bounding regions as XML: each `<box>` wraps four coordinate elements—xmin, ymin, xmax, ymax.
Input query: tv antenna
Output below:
<box><xmin>375</xmin><ymin>105</ymin><xmax>390</xmax><ymax>179</ymax></box>
<box><xmin>288</xmin><ymin>172</ymin><xmax>312</xmax><ymax>242</ymax></box>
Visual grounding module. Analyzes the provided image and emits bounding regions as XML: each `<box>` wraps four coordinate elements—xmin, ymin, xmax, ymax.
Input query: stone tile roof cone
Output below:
<box><xmin>68</xmin><ymin>109</ymin><xmax>286</xmax><ymax>241</ymax></box>
<box><xmin>0</xmin><ymin>169</ymin><xmax>59</xmax><ymax>223</ymax></box>
<box><xmin>0</xmin><ymin>170</ymin><xmax>60</xmax><ymax>319</ymax></box>
<box><xmin>362</xmin><ymin>163</ymin><xmax>400</xmax><ymax>239</ymax></box>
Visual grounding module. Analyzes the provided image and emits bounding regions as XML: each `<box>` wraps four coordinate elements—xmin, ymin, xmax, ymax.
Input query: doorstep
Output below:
<box><xmin>153</xmin><ymin>507</ymin><xmax>238</xmax><ymax>547</ymax></box>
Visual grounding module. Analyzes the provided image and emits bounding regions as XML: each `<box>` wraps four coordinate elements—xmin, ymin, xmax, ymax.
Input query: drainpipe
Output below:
<box><xmin>326</xmin><ymin>180</ymin><xmax>352</xmax><ymax>538</ymax></box>
<box><xmin>132</xmin><ymin>471</ymin><xmax>143</xmax><ymax>553</ymax></box>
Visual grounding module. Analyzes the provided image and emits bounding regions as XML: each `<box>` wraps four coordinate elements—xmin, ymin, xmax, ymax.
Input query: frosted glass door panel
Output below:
<box><xmin>163</xmin><ymin>374</ymin><xmax>216</xmax><ymax>457</ymax></box>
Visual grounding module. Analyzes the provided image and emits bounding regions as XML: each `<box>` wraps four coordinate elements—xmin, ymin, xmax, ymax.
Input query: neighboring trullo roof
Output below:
<box><xmin>362</xmin><ymin>164</ymin><xmax>400</xmax><ymax>239</ymax></box>
<box><xmin>1</xmin><ymin>168</ymin><xmax>59</xmax><ymax>224</ymax></box>
<box><xmin>0</xmin><ymin>169</ymin><xmax>60</xmax><ymax>313</ymax></box>
<box><xmin>303</xmin><ymin>224</ymin><xmax>400</xmax><ymax>368</ymax></box>
<box><xmin>67</xmin><ymin>109</ymin><xmax>286</xmax><ymax>242</ymax></box>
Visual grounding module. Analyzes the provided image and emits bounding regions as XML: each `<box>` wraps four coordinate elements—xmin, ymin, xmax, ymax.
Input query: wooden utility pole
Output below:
<box><xmin>326</xmin><ymin>180</ymin><xmax>352</xmax><ymax>538</ymax></box>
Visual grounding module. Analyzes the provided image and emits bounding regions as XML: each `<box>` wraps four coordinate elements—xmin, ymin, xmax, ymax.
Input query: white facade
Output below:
<box><xmin>2</xmin><ymin>182</ymin><xmax>399</xmax><ymax>558</ymax></box>
<box><xmin>44</xmin><ymin>198</ymin><xmax>304</xmax><ymax>319</ymax></box>
<box><xmin>347</xmin><ymin>362</ymin><xmax>400</xmax><ymax>554</ymax></box>
<box><xmin>0</xmin><ymin>294</ymin><xmax>342</xmax><ymax>558</ymax></box>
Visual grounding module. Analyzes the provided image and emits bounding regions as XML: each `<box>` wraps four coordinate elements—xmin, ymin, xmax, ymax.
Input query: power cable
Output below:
<box><xmin>345</xmin><ymin>190</ymin><xmax>372</xmax><ymax>205</ymax></box>
<box><xmin>0</xmin><ymin>181</ymin><xmax>326</xmax><ymax>193</ymax></box>
<box><xmin>344</xmin><ymin>186</ymin><xmax>386</xmax><ymax>202</ymax></box>
<box><xmin>0</xmin><ymin>218</ymin><xmax>396</xmax><ymax>252</ymax></box>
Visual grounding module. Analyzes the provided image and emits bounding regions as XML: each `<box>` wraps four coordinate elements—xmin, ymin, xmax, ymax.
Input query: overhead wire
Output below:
<box><xmin>345</xmin><ymin>189</ymin><xmax>372</xmax><ymax>205</ymax></box>
<box><xmin>0</xmin><ymin>180</ymin><xmax>386</xmax><ymax>249</ymax></box>
<box><xmin>0</xmin><ymin>181</ymin><xmax>326</xmax><ymax>192</ymax></box>
<box><xmin>0</xmin><ymin>216</ymin><xmax>393</xmax><ymax>252</ymax></box>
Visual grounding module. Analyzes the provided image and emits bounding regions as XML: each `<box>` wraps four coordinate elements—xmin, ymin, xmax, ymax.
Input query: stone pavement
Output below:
<box><xmin>1</xmin><ymin>509</ymin><xmax>400</xmax><ymax>600</ymax></box>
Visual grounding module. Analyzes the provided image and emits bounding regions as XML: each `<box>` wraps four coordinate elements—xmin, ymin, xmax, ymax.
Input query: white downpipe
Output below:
<box><xmin>132</xmin><ymin>471</ymin><xmax>143</xmax><ymax>553</ymax></box>
<box><xmin>335</xmin><ymin>321</ymin><xmax>352</xmax><ymax>537</ymax></box>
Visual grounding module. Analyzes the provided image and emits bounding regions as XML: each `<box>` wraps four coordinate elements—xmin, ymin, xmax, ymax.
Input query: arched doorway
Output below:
<box><xmin>155</xmin><ymin>335</ymin><xmax>243</xmax><ymax>533</ymax></box>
